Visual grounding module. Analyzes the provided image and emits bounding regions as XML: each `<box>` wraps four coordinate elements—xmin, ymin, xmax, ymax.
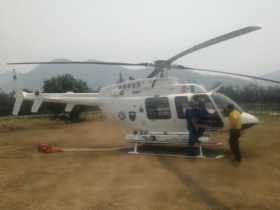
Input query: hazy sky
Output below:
<box><xmin>1</xmin><ymin>0</ymin><xmax>280</xmax><ymax>77</ymax></box>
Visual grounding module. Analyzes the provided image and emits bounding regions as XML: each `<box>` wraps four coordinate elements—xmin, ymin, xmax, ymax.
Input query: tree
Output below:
<box><xmin>239</xmin><ymin>83</ymin><xmax>260</xmax><ymax>104</ymax></box>
<box><xmin>43</xmin><ymin>74</ymin><xmax>91</xmax><ymax>118</ymax></box>
<box><xmin>0</xmin><ymin>88</ymin><xmax>36</xmax><ymax>117</ymax></box>
<box><xmin>0</xmin><ymin>89</ymin><xmax>14</xmax><ymax>116</ymax></box>
<box><xmin>43</xmin><ymin>74</ymin><xmax>90</xmax><ymax>93</ymax></box>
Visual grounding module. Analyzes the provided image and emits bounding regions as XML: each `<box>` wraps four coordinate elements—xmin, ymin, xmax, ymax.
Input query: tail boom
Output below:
<box><xmin>11</xmin><ymin>70</ymin><xmax>102</xmax><ymax>115</ymax></box>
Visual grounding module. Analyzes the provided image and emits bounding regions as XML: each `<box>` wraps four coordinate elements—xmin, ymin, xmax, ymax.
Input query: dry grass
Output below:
<box><xmin>81</xmin><ymin>112</ymin><xmax>105</xmax><ymax>121</ymax></box>
<box><xmin>0</xmin><ymin>118</ymin><xmax>63</xmax><ymax>131</ymax></box>
<box><xmin>0</xmin><ymin>113</ymin><xmax>104</xmax><ymax>132</ymax></box>
<box><xmin>0</xmin><ymin>115</ymin><xmax>279</xmax><ymax>210</ymax></box>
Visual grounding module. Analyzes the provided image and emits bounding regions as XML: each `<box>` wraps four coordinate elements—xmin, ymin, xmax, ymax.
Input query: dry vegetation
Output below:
<box><xmin>0</xmin><ymin>115</ymin><xmax>279</xmax><ymax>210</ymax></box>
<box><xmin>0</xmin><ymin>112</ymin><xmax>104</xmax><ymax>132</ymax></box>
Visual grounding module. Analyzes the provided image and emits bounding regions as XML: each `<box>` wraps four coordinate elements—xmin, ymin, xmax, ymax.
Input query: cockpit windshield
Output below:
<box><xmin>211</xmin><ymin>93</ymin><xmax>243</xmax><ymax>116</ymax></box>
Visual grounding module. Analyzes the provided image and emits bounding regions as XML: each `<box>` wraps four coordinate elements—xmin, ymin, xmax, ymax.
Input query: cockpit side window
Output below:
<box><xmin>175</xmin><ymin>96</ymin><xmax>188</xmax><ymax>119</ymax></box>
<box><xmin>145</xmin><ymin>97</ymin><xmax>171</xmax><ymax>119</ymax></box>
<box><xmin>211</xmin><ymin>93</ymin><xmax>243</xmax><ymax>116</ymax></box>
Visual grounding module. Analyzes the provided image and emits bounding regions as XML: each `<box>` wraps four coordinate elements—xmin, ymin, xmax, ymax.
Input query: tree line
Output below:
<box><xmin>212</xmin><ymin>81</ymin><xmax>280</xmax><ymax>115</ymax></box>
<box><xmin>211</xmin><ymin>81</ymin><xmax>280</xmax><ymax>104</ymax></box>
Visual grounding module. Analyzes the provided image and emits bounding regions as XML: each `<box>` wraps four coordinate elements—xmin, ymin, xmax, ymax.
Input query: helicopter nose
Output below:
<box><xmin>240</xmin><ymin>112</ymin><xmax>260</xmax><ymax>130</ymax></box>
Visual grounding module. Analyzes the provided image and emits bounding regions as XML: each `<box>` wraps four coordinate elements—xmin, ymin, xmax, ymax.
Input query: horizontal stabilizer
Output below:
<box><xmin>31</xmin><ymin>88</ymin><xmax>43</xmax><ymax>113</ymax></box>
<box><xmin>65</xmin><ymin>103</ymin><xmax>75</xmax><ymax>112</ymax></box>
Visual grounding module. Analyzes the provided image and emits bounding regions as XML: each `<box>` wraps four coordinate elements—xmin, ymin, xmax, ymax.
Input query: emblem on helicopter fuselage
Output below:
<box><xmin>118</xmin><ymin>111</ymin><xmax>126</xmax><ymax>121</ymax></box>
<box><xmin>129</xmin><ymin>111</ymin><xmax>136</xmax><ymax>121</ymax></box>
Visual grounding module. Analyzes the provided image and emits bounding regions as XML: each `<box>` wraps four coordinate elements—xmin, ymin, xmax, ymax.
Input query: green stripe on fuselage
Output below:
<box><xmin>190</xmin><ymin>85</ymin><xmax>195</xmax><ymax>92</ymax></box>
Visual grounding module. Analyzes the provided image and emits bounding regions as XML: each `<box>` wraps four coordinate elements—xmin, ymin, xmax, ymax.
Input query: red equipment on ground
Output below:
<box><xmin>38</xmin><ymin>143</ymin><xmax>63</xmax><ymax>153</ymax></box>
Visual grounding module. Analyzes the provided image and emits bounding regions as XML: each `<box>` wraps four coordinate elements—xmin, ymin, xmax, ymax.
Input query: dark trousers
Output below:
<box><xmin>229</xmin><ymin>129</ymin><xmax>241</xmax><ymax>160</ymax></box>
<box><xmin>187</xmin><ymin>124</ymin><xmax>205</xmax><ymax>155</ymax></box>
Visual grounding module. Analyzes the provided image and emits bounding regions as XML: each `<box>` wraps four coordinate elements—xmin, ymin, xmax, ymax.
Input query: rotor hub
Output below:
<box><xmin>153</xmin><ymin>60</ymin><xmax>167</xmax><ymax>65</ymax></box>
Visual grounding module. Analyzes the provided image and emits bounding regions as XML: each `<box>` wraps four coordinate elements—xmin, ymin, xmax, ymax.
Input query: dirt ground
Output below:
<box><xmin>0</xmin><ymin>116</ymin><xmax>279</xmax><ymax>210</ymax></box>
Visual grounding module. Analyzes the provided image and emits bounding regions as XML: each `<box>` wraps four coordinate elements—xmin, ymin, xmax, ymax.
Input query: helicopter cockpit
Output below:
<box><xmin>191</xmin><ymin>93</ymin><xmax>244</xmax><ymax>128</ymax></box>
<box><xmin>191</xmin><ymin>94</ymin><xmax>223</xmax><ymax>128</ymax></box>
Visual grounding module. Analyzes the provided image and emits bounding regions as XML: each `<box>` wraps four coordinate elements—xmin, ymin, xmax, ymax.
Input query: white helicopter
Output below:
<box><xmin>8</xmin><ymin>26</ymin><xmax>280</xmax><ymax>159</ymax></box>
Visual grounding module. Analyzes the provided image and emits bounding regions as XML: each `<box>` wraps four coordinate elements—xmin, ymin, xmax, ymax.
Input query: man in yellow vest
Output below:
<box><xmin>227</xmin><ymin>103</ymin><xmax>242</xmax><ymax>162</ymax></box>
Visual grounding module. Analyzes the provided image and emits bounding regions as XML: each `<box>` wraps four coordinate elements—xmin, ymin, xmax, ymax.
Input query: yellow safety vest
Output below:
<box><xmin>228</xmin><ymin>110</ymin><xmax>241</xmax><ymax>129</ymax></box>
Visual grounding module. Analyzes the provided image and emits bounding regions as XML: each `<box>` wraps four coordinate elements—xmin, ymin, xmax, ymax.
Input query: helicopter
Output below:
<box><xmin>7</xmin><ymin>26</ymin><xmax>280</xmax><ymax>159</ymax></box>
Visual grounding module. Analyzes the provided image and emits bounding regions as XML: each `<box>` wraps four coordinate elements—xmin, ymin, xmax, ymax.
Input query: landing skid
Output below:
<box><xmin>128</xmin><ymin>152</ymin><xmax>225</xmax><ymax>160</ymax></box>
<box><xmin>128</xmin><ymin>142</ymin><xmax>225</xmax><ymax>160</ymax></box>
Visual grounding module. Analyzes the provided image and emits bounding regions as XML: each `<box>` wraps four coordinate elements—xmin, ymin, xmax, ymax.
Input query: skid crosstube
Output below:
<box><xmin>126</xmin><ymin>132</ymin><xmax>224</xmax><ymax>159</ymax></box>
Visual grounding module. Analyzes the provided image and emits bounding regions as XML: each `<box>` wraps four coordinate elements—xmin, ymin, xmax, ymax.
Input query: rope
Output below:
<box><xmin>61</xmin><ymin>146</ymin><xmax>134</xmax><ymax>152</ymax></box>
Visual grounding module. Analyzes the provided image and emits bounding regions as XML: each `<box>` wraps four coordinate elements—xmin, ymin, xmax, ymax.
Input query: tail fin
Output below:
<box><xmin>12</xmin><ymin>69</ymin><xmax>24</xmax><ymax>115</ymax></box>
<box><xmin>31</xmin><ymin>88</ymin><xmax>43</xmax><ymax>113</ymax></box>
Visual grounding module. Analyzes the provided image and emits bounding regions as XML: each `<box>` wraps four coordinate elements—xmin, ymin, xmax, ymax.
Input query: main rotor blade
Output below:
<box><xmin>7</xmin><ymin>61</ymin><xmax>150</xmax><ymax>67</ymax></box>
<box><xmin>165</xmin><ymin>26</ymin><xmax>261</xmax><ymax>65</ymax></box>
<box><xmin>177</xmin><ymin>65</ymin><xmax>280</xmax><ymax>84</ymax></box>
<box><xmin>147</xmin><ymin>66</ymin><xmax>162</xmax><ymax>78</ymax></box>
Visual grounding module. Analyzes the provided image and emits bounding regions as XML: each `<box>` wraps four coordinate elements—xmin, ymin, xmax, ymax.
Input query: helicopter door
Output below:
<box><xmin>143</xmin><ymin>97</ymin><xmax>175</xmax><ymax>131</ymax></box>
<box><xmin>173</xmin><ymin>96</ymin><xmax>188</xmax><ymax>131</ymax></box>
<box><xmin>191</xmin><ymin>94</ymin><xmax>224</xmax><ymax>128</ymax></box>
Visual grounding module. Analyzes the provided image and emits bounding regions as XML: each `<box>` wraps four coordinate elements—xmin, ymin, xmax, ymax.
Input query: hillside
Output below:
<box><xmin>0</xmin><ymin>58</ymin><xmax>258</xmax><ymax>93</ymax></box>
<box><xmin>0</xmin><ymin>71</ymin><xmax>22</xmax><ymax>91</ymax></box>
<box><xmin>258</xmin><ymin>70</ymin><xmax>280</xmax><ymax>85</ymax></box>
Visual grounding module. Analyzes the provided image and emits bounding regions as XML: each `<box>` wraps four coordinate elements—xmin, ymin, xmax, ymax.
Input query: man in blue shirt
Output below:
<box><xmin>197</xmin><ymin>98</ymin><xmax>220</xmax><ymax>121</ymax></box>
<box><xmin>185</xmin><ymin>99</ymin><xmax>205</xmax><ymax>156</ymax></box>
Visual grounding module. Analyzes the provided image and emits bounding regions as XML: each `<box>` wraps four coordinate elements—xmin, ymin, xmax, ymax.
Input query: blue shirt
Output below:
<box><xmin>198</xmin><ymin>105</ymin><xmax>209</xmax><ymax>118</ymax></box>
<box><xmin>185</xmin><ymin>106</ymin><xmax>197</xmax><ymax>130</ymax></box>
